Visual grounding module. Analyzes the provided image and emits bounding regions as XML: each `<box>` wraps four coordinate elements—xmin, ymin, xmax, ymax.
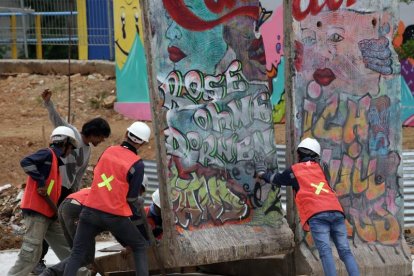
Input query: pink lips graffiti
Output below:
<box><xmin>313</xmin><ymin>68</ymin><xmax>336</xmax><ymax>86</ymax></box>
<box><xmin>168</xmin><ymin>46</ymin><xmax>187</xmax><ymax>63</ymax></box>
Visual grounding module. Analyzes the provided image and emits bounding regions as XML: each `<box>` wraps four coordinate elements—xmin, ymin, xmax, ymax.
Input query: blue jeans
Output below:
<box><xmin>309</xmin><ymin>211</ymin><xmax>359</xmax><ymax>276</ymax></box>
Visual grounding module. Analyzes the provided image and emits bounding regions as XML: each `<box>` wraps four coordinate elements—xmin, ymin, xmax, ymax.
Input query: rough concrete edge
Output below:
<box><xmin>0</xmin><ymin>59</ymin><xmax>115</xmax><ymax>77</ymax></box>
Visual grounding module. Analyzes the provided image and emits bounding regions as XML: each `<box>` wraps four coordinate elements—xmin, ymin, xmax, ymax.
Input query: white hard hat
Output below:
<box><xmin>297</xmin><ymin>137</ymin><xmax>321</xmax><ymax>156</ymax></box>
<box><xmin>152</xmin><ymin>188</ymin><xmax>161</xmax><ymax>208</ymax></box>
<box><xmin>142</xmin><ymin>174</ymin><xmax>148</xmax><ymax>190</ymax></box>
<box><xmin>50</xmin><ymin>126</ymin><xmax>79</xmax><ymax>148</ymax></box>
<box><xmin>127</xmin><ymin>122</ymin><xmax>151</xmax><ymax>143</ymax></box>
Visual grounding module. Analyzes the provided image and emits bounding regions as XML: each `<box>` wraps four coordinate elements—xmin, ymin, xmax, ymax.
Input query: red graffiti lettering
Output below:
<box><xmin>163</xmin><ymin>0</ymin><xmax>259</xmax><ymax>31</ymax></box>
<box><xmin>292</xmin><ymin>0</ymin><xmax>357</xmax><ymax>21</ymax></box>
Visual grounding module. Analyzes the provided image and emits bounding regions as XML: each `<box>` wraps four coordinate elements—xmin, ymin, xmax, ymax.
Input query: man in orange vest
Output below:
<box><xmin>41</xmin><ymin>175</ymin><xmax>149</xmax><ymax>276</ymax></box>
<box><xmin>62</xmin><ymin>122</ymin><xmax>151</xmax><ymax>276</ymax></box>
<box><xmin>7</xmin><ymin>126</ymin><xmax>79</xmax><ymax>276</ymax></box>
<box><xmin>256</xmin><ymin>138</ymin><xmax>360</xmax><ymax>276</ymax></box>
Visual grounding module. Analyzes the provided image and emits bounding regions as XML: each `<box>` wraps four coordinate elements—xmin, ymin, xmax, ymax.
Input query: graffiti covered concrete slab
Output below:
<box><xmin>290</xmin><ymin>0</ymin><xmax>411</xmax><ymax>274</ymax></box>
<box><xmin>141</xmin><ymin>0</ymin><xmax>294</xmax><ymax>267</ymax></box>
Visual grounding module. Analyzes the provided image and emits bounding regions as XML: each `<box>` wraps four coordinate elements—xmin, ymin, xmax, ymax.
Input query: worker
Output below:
<box><xmin>7</xmin><ymin>126</ymin><xmax>79</xmax><ymax>276</ymax></box>
<box><xmin>40</xmin><ymin>175</ymin><xmax>149</xmax><ymax>276</ymax></box>
<box><xmin>256</xmin><ymin>138</ymin><xmax>360</xmax><ymax>276</ymax></box>
<box><xmin>34</xmin><ymin>89</ymin><xmax>111</xmax><ymax>274</ymax></box>
<box><xmin>63</xmin><ymin>121</ymin><xmax>151</xmax><ymax>276</ymax></box>
<box><xmin>146</xmin><ymin>189</ymin><xmax>163</xmax><ymax>240</ymax></box>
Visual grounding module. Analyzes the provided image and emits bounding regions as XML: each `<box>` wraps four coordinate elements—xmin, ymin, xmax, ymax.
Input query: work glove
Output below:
<box><xmin>255</xmin><ymin>155</ymin><xmax>267</xmax><ymax>177</ymax></box>
<box><xmin>256</xmin><ymin>161</ymin><xmax>267</xmax><ymax>177</ymax></box>
<box><xmin>261</xmin><ymin>172</ymin><xmax>276</xmax><ymax>184</ymax></box>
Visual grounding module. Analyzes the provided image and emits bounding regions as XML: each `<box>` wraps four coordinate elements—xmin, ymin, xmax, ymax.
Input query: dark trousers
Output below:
<box><xmin>47</xmin><ymin>199</ymin><xmax>93</xmax><ymax>275</ymax></box>
<box><xmin>63</xmin><ymin>207</ymin><xmax>148</xmax><ymax>276</ymax></box>
<box><xmin>58</xmin><ymin>199</ymin><xmax>83</xmax><ymax>248</ymax></box>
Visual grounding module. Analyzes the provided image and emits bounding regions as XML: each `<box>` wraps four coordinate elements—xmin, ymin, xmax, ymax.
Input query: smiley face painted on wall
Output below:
<box><xmin>114</xmin><ymin>0</ymin><xmax>143</xmax><ymax>69</ymax></box>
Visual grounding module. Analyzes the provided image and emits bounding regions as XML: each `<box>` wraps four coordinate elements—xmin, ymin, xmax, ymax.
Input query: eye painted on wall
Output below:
<box><xmin>121</xmin><ymin>11</ymin><xmax>126</xmax><ymax>39</ymax></box>
<box><xmin>317</xmin><ymin>21</ymin><xmax>322</xmax><ymax>28</ymax></box>
<box><xmin>328</xmin><ymin>33</ymin><xmax>344</xmax><ymax>43</ymax></box>
<box><xmin>133</xmin><ymin>8</ymin><xmax>140</xmax><ymax>35</ymax></box>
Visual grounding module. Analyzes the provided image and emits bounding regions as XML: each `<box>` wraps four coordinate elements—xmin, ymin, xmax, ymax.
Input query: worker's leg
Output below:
<box><xmin>63</xmin><ymin>207</ymin><xmax>102</xmax><ymax>276</ymax></box>
<box><xmin>8</xmin><ymin>213</ymin><xmax>50</xmax><ymax>276</ymax></box>
<box><xmin>45</xmin><ymin>219</ymin><xmax>71</xmax><ymax>260</ymax></box>
<box><xmin>58</xmin><ymin>199</ymin><xmax>83</xmax><ymax>247</ymax></box>
<box><xmin>105</xmin><ymin>215</ymin><xmax>149</xmax><ymax>276</ymax></box>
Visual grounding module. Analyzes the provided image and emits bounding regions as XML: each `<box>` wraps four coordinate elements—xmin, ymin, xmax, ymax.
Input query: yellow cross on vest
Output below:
<box><xmin>311</xmin><ymin>182</ymin><xmax>329</xmax><ymax>195</ymax></box>
<box><xmin>98</xmin><ymin>173</ymin><xmax>114</xmax><ymax>191</ymax></box>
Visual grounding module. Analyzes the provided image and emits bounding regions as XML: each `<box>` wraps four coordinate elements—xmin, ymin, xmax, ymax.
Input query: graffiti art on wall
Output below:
<box><xmin>113</xmin><ymin>0</ymin><xmax>151</xmax><ymax>120</ymax></box>
<box><xmin>393</xmin><ymin>1</ymin><xmax>414</xmax><ymax>125</ymax></box>
<box><xmin>293</xmin><ymin>1</ymin><xmax>407</xmax><ymax>255</ymax></box>
<box><xmin>259</xmin><ymin>1</ymin><xmax>286</xmax><ymax>123</ymax></box>
<box><xmin>150</xmin><ymin>0</ymin><xmax>285</xmax><ymax>231</ymax></box>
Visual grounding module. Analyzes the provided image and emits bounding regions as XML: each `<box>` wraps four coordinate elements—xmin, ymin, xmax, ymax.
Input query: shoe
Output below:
<box><xmin>31</xmin><ymin>259</ymin><xmax>46</xmax><ymax>275</ymax></box>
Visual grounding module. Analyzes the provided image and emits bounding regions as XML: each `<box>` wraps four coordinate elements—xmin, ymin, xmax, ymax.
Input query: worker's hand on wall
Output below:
<box><xmin>255</xmin><ymin>160</ymin><xmax>267</xmax><ymax>177</ymax></box>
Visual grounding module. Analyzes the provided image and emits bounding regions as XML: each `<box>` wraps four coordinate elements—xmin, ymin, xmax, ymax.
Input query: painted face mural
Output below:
<box><xmin>222</xmin><ymin>11</ymin><xmax>267</xmax><ymax>80</ymax></box>
<box><xmin>114</xmin><ymin>0</ymin><xmax>143</xmax><ymax>69</ymax></box>
<box><xmin>164</xmin><ymin>0</ymin><xmax>227</xmax><ymax>74</ymax></box>
<box><xmin>297</xmin><ymin>10</ymin><xmax>392</xmax><ymax>96</ymax></box>
<box><xmin>294</xmin><ymin>6</ymin><xmax>405</xmax><ymax>252</ymax></box>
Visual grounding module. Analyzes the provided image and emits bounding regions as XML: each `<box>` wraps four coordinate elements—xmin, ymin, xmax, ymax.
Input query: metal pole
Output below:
<box><xmin>67</xmin><ymin>0</ymin><xmax>74</xmax><ymax>123</ymax></box>
<box><xmin>107</xmin><ymin>0</ymin><xmax>114</xmax><ymax>60</ymax></box>
<box><xmin>19</xmin><ymin>0</ymin><xmax>28</xmax><ymax>58</ymax></box>
<box><xmin>10</xmin><ymin>14</ymin><xmax>17</xmax><ymax>58</ymax></box>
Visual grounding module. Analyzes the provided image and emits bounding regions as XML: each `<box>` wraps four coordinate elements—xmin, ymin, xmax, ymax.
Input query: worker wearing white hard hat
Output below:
<box><xmin>41</xmin><ymin>175</ymin><xmax>149</xmax><ymax>276</ymax></box>
<box><xmin>145</xmin><ymin>189</ymin><xmax>163</xmax><ymax>239</ymax></box>
<box><xmin>61</xmin><ymin>121</ymin><xmax>151</xmax><ymax>276</ymax></box>
<box><xmin>8</xmin><ymin>126</ymin><xmax>78</xmax><ymax>276</ymax></box>
<box><xmin>256</xmin><ymin>137</ymin><xmax>359</xmax><ymax>276</ymax></box>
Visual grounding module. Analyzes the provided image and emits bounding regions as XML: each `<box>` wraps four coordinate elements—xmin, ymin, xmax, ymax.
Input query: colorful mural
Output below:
<box><xmin>112</xmin><ymin>1</ymin><xmax>414</xmax><ymax>127</ymax></box>
<box><xmin>393</xmin><ymin>2</ymin><xmax>414</xmax><ymax>126</ymax></box>
<box><xmin>259</xmin><ymin>1</ymin><xmax>286</xmax><ymax>123</ymax></box>
<box><xmin>292</xmin><ymin>0</ymin><xmax>408</xmax><ymax>259</ymax></box>
<box><xmin>267</xmin><ymin>1</ymin><xmax>414</xmax><ymax>126</ymax></box>
<box><xmin>113</xmin><ymin>0</ymin><xmax>151</xmax><ymax>120</ymax></box>
<box><xmin>149</xmin><ymin>0</ymin><xmax>285</xmax><ymax>231</ymax></box>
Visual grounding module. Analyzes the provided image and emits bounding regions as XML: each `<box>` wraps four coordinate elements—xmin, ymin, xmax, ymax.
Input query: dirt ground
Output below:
<box><xmin>0</xmin><ymin>72</ymin><xmax>158</xmax><ymax>189</ymax></box>
<box><xmin>2</xmin><ymin>73</ymin><xmax>414</xmax><ymax>250</ymax></box>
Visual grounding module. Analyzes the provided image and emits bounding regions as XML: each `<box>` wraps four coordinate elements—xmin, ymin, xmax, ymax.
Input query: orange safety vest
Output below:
<box><xmin>84</xmin><ymin>145</ymin><xmax>140</xmax><ymax>216</ymax></box>
<box><xmin>21</xmin><ymin>148</ymin><xmax>61</xmax><ymax>218</ymax></box>
<box><xmin>67</xmin><ymin>188</ymin><xmax>90</xmax><ymax>205</ymax></box>
<box><xmin>292</xmin><ymin>161</ymin><xmax>344</xmax><ymax>231</ymax></box>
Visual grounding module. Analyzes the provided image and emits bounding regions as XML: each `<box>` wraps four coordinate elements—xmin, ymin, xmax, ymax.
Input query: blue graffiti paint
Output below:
<box><xmin>116</xmin><ymin>35</ymin><xmax>149</xmax><ymax>102</ymax></box>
